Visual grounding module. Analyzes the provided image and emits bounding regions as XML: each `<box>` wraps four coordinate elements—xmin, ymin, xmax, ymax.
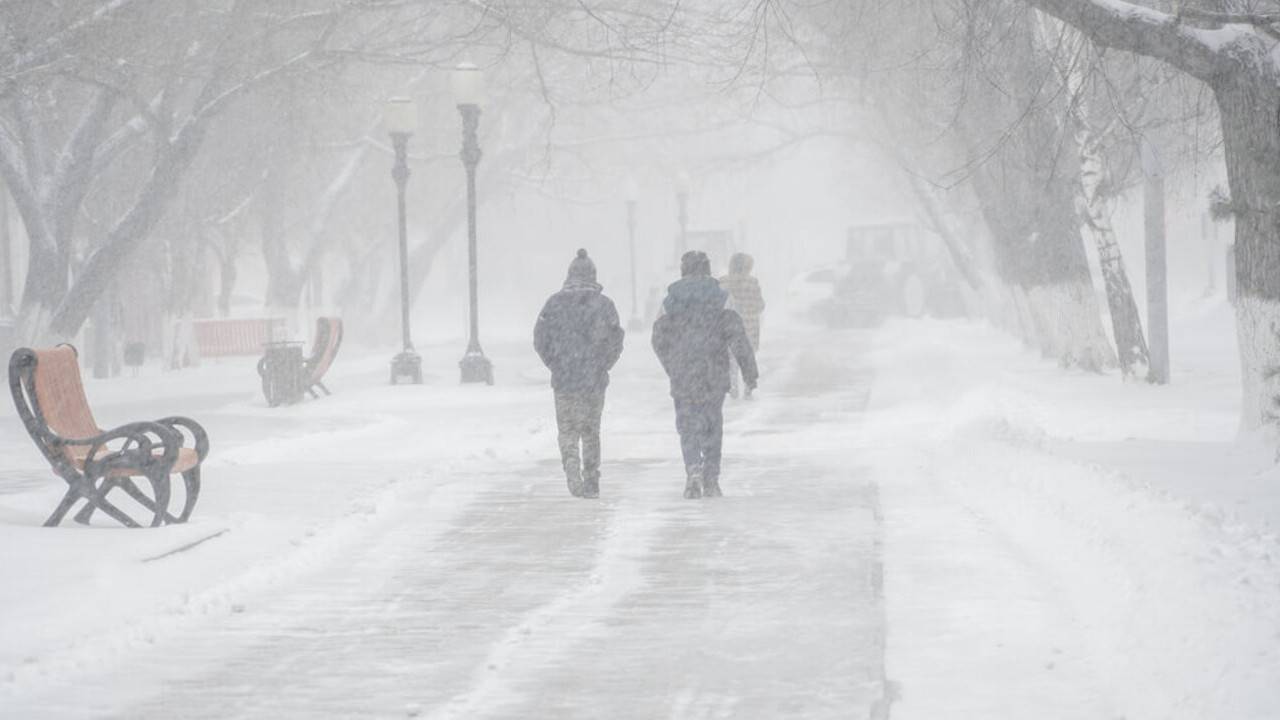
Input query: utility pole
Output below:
<box><xmin>1141</xmin><ymin>139</ymin><xmax>1169</xmax><ymax>385</ymax></box>
<box><xmin>1201</xmin><ymin>212</ymin><xmax>1216</xmax><ymax>296</ymax></box>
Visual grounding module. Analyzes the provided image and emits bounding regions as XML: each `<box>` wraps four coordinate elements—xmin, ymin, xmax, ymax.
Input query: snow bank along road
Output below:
<box><xmin>869</xmin><ymin>318</ymin><xmax>1280</xmax><ymax>720</ymax></box>
<box><xmin>0</xmin><ymin>328</ymin><xmax>884</xmax><ymax>719</ymax></box>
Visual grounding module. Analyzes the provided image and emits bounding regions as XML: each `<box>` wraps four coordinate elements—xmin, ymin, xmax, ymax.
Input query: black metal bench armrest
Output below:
<box><xmin>155</xmin><ymin>416</ymin><xmax>210</xmax><ymax>462</ymax></box>
<box><xmin>62</xmin><ymin>421</ymin><xmax>181</xmax><ymax>478</ymax></box>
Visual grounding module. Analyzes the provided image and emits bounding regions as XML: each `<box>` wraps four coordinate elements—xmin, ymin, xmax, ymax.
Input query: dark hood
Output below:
<box><xmin>662</xmin><ymin>276</ymin><xmax>727</xmax><ymax>316</ymax></box>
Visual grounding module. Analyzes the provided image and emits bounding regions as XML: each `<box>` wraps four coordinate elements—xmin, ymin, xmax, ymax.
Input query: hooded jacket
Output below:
<box><xmin>652</xmin><ymin>275</ymin><xmax>759</xmax><ymax>401</ymax></box>
<box><xmin>534</xmin><ymin>251</ymin><xmax>625</xmax><ymax>393</ymax></box>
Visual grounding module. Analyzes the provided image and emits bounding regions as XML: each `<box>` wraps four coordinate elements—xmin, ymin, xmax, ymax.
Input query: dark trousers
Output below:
<box><xmin>674</xmin><ymin>397</ymin><xmax>725</xmax><ymax>481</ymax></box>
<box><xmin>555</xmin><ymin>390</ymin><xmax>606</xmax><ymax>485</ymax></box>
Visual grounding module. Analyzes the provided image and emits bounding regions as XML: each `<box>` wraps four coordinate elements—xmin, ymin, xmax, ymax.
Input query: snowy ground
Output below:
<box><xmin>2</xmin><ymin>305</ymin><xmax>1279</xmax><ymax>718</ymax></box>
<box><xmin>868</xmin><ymin>305</ymin><xmax>1280</xmax><ymax>719</ymax></box>
<box><xmin>0</xmin><ymin>330</ymin><xmax>882</xmax><ymax>718</ymax></box>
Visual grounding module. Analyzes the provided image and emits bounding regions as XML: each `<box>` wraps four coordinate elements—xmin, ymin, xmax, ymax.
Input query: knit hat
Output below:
<box><xmin>680</xmin><ymin>250</ymin><xmax>711</xmax><ymax>278</ymax></box>
<box><xmin>565</xmin><ymin>248</ymin><xmax>597</xmax><ymax>286</ymax></box>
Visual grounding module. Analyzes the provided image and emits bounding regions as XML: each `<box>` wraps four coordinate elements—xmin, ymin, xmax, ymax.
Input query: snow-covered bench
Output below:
<box><xmin>7</xmin><ymin>345</ymin><xmax>209</xmax><ymax>528</ymax></box>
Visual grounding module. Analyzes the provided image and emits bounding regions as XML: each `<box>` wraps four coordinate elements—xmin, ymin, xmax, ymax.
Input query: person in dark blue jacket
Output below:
<box><xmin>534</xmin><ymin>250</ymin><xmax>625</xmax><ymax>498</ymax></box>
<box><xmin>652</xmin><ymin>251</ymin><xmax>759</xmax><ymax>499</ymax></box>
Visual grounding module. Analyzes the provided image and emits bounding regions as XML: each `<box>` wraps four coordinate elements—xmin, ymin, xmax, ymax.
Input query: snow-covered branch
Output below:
<box><xmin>1021</xmin><ymin>0</ymin><xmax>1236</xmax><ymax>79</ymax></box>
<box><xmin>0</xmin><ymin>0</ymin><xmax>145</xmax><ymax>80</ymax></box>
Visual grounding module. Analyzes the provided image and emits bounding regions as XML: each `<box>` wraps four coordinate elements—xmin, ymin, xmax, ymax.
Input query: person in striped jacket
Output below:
<box><xmin>720</xmin><ymin>252</ymin><xmax>765</xmax><ymax>398</ymax></box>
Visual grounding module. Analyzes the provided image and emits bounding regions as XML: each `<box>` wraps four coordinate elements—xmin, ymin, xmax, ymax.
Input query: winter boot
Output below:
<box><xmin>702</xmin><ymin>477</ymin><xmax>723</xmax><ymax>498</ymax></box>
<box><xmin>684</xmin><ymin>467</ymin><xmax>703</xmax><ymax>499</ymax></box>
<box><xmin>581</xmin><ymin>475</ymin><xmax>600</xmax><ymax>499</ymax></box>
<box><xmin>565</xmin><ymin>464</ymin><xmax>584</xmax><ymax>498</ymax></box>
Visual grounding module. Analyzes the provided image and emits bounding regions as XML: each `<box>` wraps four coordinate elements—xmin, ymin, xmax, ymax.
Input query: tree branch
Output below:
<box><xmin>1021</xmin><ymin>0</ymin><xmax>1229</xmax><ymax>80</ymax></box>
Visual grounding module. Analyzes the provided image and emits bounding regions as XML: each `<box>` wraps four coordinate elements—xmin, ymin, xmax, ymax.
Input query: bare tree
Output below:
<box><xmin>0</xmin><ymin>1</ymin><xmax>356</xmax><ymax>342</ymax></box>
<box><xmin>1016</xmin><ymin>0</ymin><xmax>1280</xmax><ymax>425</ymax></box>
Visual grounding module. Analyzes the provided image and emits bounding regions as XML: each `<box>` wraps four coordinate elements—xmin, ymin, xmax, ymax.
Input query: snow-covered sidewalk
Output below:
<box><xmin>1</xmin><ymin>333</ymin><xmax>883</xmax><ymax>718</ymax></box>
<box><xmin>866</xmin><ymin>315</ymin><xmax>1280</xmax><ymax>719</ymax></box>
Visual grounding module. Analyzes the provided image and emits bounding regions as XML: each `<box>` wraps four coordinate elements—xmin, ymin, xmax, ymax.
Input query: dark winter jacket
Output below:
<box><xmin>535</xmin><ymin>281</ymin><xmax>625</xmax><ymax>394</ymax></box>
<box><xmin>652</xmin><ymin>276</ymin><xmax>759</xmax><ymax>401</ymax></box>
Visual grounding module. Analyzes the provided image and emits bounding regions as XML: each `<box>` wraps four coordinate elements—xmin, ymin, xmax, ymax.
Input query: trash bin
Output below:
<box><xmin>258</xmin><ymin>341</ymin><xmax>306</xmax><ymax>407</ymax></box>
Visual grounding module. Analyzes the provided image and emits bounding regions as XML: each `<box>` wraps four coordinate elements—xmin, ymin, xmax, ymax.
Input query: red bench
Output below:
<box><xmin>8</xmin><ymin>345</ymin><xmax>209</xmax><ymax>527</ymax></box>
<box><xmin>192</xmin><ymin>317</ymin><xmax>287</xmax><ymax>358</ymax></box>
<box><xmin>304</xmin><ymin>317</ymin><xmax>343</xmax><ymax>398</ymax></box>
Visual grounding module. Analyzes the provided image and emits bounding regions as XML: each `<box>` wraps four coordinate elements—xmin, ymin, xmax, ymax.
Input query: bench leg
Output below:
<box><xmin>117</xmin><ymin>476</ymin><xmax>178</xmax><ymax>526</ymax></box>
<box><xmin>73</xmin><ymin>480</ymin><xmax>143</xmax><ymax>528</ymax></box>
<box><xmin>72</xmin><ymin>479</ymin><xmax>106</xmax><ymax>524</ymax></box>
<box><xmin>74</xmin><ymin>478</ymin><xmax>146</xmax><ymax>528</ymax></box>
<box><xmin>144</xmin><ymin>473</ymin><xmax>171</xmax><ymax>528</ymax></box>
<box><xmin>177</xmin><ymin>467</ymin><xmax>201</xmax><ymax>523</ymax></box>
<box><xmin>317</xmin><ymin>381</ymin><xmax>331</xmax><ymax>396</ymax></box>
<box><xmin>44</xmin><ymin>487</ymin><xmax>82</xmax><ymax>527</ymax></box>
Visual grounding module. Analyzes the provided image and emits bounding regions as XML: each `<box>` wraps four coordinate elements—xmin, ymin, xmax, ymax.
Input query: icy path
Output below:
<box><xmin>1</xmin><ymin>333</ymin><xmax>884</xmax><ymax>719</ymax></box>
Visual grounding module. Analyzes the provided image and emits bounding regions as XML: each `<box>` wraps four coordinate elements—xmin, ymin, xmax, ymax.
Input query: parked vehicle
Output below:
<box><xmin>788</xmin><ymin>222</ymin><xmax>967</xmax><ymax>328</ymax></box>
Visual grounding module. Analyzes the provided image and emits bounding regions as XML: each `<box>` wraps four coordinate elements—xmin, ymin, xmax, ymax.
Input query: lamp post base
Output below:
<box><xmin>390</xmin><ymin>350</ymin><xmax>423</xmax><ymax>385</ymax></box>
<box><xmin>459</xmin><ymin>350</ymin><xmax>493</xmax><ymax>385</ymax></box>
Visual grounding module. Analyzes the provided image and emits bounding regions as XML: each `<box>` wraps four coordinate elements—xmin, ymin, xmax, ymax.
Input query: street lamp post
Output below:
<box><xmin>387</xmin><ymin>97</ymin><xmax>422</xmax><ymax>385</ymax></box>
<box><xmin>625</xmin><ymin>178</ymin><xmax>641</xmax><ymax>331</ymax></box>
<box><xmin>453</xmin><ymin>62</ymin><xmax>493</xmax><ymax>385</ymax></box>
<box><xmin>675</xmin><ymin>171</ymin><xmax>691</xmax><ymax>257</ymax></box>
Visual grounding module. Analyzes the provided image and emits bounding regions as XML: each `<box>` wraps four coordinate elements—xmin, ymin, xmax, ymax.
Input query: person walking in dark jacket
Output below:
<box><xmin>652</xmin><ymin>251</ymin><xmax>759</xmax><ymax>499</ymax></box>
<box><xmin>535</xmin><ymin>249</ymin><xmax>625</xmax><ymax>498</ymax></box>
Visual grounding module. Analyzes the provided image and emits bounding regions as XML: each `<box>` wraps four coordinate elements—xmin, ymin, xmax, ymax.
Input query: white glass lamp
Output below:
<box><xmin>450</xmin><ymin>62</ymin><xmax>485</xmax><ymax>107</ymax></box>
<box><xmin>385</xmin><ymin>97</ymin><xmax>417</xmax><ymax>135</ymax></box>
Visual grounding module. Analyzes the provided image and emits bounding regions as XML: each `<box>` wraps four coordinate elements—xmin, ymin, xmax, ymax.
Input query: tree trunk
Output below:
<box><xmin>47</xmin><ymin>123</ymin><xmax>208</xmax><ymax>339</ymax></box>
<box><xmin>1216</xmin><ymin>78</ymin><xmax>1280</xmax><ymax>429</ymax></box>
<box><xmin>983</xmin><ymin>175</ymin><xmax>1116</xmax><ymax>368</ymax></box>
<box><xmin>260</xmin><ymin>173</ymin><xmax>304</xmax><ymax>313</ymax></box>
<box><xmin>964</xmin><ymin>120</ymin><xmax>1114</xmax><ymax>370</ymax></box>
<box><xmin>16</xmin><ymin>240</ymin><xmax>66</xmax><ymax>344</ymax></box>
<box><xmin>903</xmin><ymin>170</ymin><xmax>984</xmax><ymax>291</ymax></box>
<box><xmin>1019</xmin><ymin>0</ymin><xmax>1280</xmax><ymax>429</ymax></box>
<box><xmin>954</xmin><ymin>6</ymin><xmax>1114</xmax><ymax>369</ymax></box>
<box><xmin>218</xmin><ymin>252</ymin><xmax>237</xmax><ymax>318</ymax></box>
<box><xmin>1077</xmin><ymin>125</ymin><xmax>1150</xmax><ymax>378</ymax></box>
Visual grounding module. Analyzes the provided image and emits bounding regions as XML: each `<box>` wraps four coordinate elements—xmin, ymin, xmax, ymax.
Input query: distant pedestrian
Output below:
<box><xmin>720</xmin><ymin>252</ymin><xmax>765</xmax><ymax>398</ymax></box>
<box><xmin>652</xmin><ymin>250</ymin><xmax>759</xmax><ymax>499</ymax></box>
<box><xmin>534</xmin><ymin>249</ymin><xmax>625</xmax><ymax>498</ymax></box>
